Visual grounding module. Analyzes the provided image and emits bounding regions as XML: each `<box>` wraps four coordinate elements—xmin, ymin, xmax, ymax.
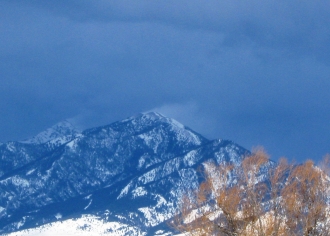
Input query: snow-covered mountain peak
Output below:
<box><xmin>119</xmin><ymin>112</ymin><xmax>205</xmax><ymax>146</ymax></box>
<box><xmin>141</xmin><ymin>111</ymin><xmax>165</xmax><ymax>119</ymax></box>
<box><xmin>144</xmin><ymin>112</ymin><xmax>185</xmax><ymax>128</ymax></box>
<box><xmin>20</xmin><ymin>120</ymin><xmax>80</xmax><ymax>144</ymax></box>
<box><xmin>122</xmin><ymin>111</ymin><xmax>166</xmax><ymax>123</ymax></box>
<box><xmin>124</xmin><ymin>112</ymin><xmax>185</xmax><ymax>130</ymax></box>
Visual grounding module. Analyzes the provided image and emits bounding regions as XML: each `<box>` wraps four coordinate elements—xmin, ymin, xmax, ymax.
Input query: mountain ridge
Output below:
<box><xmin>0</xmin><ymin>112</ymin><xmax>253</xmax><ymax>235</ymax></box>
<box><xmin>19</xmin><ymin>119</ymin><xmax>80</xmax><ymax>145</ymax></box>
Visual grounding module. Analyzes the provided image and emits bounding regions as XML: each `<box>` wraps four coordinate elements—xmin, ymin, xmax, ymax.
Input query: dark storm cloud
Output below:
<box><xmin>18</xmin><ymin>0</ymin><xmax>330</xmax><ymax>59</ymax></box>
<box><xmin>1</xmin><ymin>0</ymin><xmax>330</xmax><ymax>161</ymax></box>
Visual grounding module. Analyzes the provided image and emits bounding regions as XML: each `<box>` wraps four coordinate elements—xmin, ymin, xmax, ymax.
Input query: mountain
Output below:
<box><xmin>0</xmin><ymin>120</ymin><xmax>80</xmax><ymax>181</ymax></box>
<box><xmin>0</xmin><ymin>112</ymin><xmax>254</xmax><ymax>235</ymax></box>
<box><xmin>20</xmin><ymin>120</ymin><xmax>80</xmax><ymax>145</ymax></box>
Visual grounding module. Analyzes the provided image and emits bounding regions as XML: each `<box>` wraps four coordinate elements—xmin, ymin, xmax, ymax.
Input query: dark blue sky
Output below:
<box><xmin>1</xmin><ymin>0</ymin><xmax>330</xmax><ymax>161</ymax></box>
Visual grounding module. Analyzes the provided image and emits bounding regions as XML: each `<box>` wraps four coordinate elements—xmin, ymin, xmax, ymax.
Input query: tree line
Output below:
<box><xmin>171</xmin><ymin>148</ymin><xmax>330</xmax><ymax>236</ymax></box>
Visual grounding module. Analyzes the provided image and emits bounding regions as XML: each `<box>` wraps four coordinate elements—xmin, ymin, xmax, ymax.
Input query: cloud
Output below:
<box><xmin>0</xmin><ymin>1</ymin><xmax>329</xmax><ymax>161</ymax></box>
<box><xmin>13</xmin><ymin>0</ymin><xmax>330</xmax><ymax>61</ymax></box>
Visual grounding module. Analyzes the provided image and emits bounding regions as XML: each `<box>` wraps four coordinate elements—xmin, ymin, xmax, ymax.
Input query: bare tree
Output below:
<box><xmin>171</xmin><ymin>148</ymin><xmax>277</xmax><ymax>235</ymax></box>
<box><xmin>266</xmin><ymin>157</ymin><xmax>291</xmax><ymax>236</ymax></box>
<box><xmin>282</xmin><ymin>158</ymin><xmax>330</xmax><ymax>236</ymax></box>
<box><xmin>171</xmin><ymin>149</ymin><xmax>330</xmax><ymax>236</ymax></box>
<box><xmin>171</xmin><ymin>162</ymin><xmax>243</xmax><ymax>235</ymax></box>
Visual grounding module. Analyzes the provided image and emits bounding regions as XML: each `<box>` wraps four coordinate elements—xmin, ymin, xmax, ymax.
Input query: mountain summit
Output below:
<box><xmin>0</xmin><ymin>112</ymin><xmax>250</xmax><ymax>235</ymax></box>
<box><xmin>20</xmin><ymin>120</ymin><xmax>80</xmax><ymax>145</ymax></box>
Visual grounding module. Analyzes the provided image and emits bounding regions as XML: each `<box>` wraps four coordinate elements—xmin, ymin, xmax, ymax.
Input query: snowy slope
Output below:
<box><xmin>6</xmin><ymin>214</ymin><xmax>145</xmax><ymax>236</ymax></box>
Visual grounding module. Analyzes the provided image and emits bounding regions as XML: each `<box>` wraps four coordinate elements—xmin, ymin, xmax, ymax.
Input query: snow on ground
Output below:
<box><xmin>5</xmin><ymin>214</ymin><xmax>145</xmax><ymax>236</ymax></box>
